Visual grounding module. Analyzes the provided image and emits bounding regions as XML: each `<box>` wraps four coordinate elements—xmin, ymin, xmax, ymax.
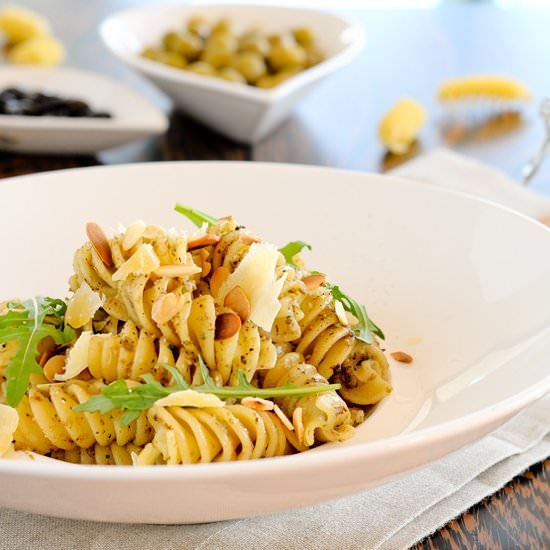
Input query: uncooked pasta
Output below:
<box><xmin>0</xmin><ymin>205</ymin><xmax>391</xmax><ymax>465</ymax></box>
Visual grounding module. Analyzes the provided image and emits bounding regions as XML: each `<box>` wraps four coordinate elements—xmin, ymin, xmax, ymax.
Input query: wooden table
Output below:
<box><xmin>2</xmin><ymin>2</ymin><xmax>549</xmax><ymax>547</ymax></box>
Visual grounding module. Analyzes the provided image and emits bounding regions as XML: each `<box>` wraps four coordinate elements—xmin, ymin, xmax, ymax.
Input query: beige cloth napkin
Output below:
<box><xmin>2</xmin><ymin>149</ymin><xmax>549</xmax><ymax>550</ymax></box>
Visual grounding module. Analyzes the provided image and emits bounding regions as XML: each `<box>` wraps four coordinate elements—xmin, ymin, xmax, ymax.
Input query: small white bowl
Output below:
<box><xmin>99</xmin><ymin>4</ymin><xmax>365</xmax><ymax>144</ymax></box>
<box><xmin>0</xmin><ymin>66</ymin><xmax>168</xmax><ymax>154</ymax></box>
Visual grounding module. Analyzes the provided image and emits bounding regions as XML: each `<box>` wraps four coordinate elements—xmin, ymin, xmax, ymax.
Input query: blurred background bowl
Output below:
<box><xmin>99</xmin><ymin>3</ymin><xmax>365</xmax><ymax>144</ymax></box>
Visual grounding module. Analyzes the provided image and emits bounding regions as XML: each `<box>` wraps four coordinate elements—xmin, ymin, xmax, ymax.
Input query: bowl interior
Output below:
<box><xmin>1</xmin><ymin>162</ymin><xmax>550</xmax><ymax>451</ymax></box>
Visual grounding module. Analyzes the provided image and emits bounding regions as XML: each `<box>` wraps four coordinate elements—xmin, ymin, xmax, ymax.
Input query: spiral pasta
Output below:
<box><xmin>0</xmin><ymin>208</ymin><xmax>393</xmax><ymax>467</ymax></box>
<box><xmin>13</xmin><ymin>380</ymin><xmax>152</xmax><ymax>454</ymax></box>
<box><xmin>135</xmin><ymin>404</ymin><xmax>290</xmax><ymax>465</ymax></box>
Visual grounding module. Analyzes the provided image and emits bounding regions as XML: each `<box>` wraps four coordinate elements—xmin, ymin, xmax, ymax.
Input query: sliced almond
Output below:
<box><xmin>224</xmin><ymin>285</ymin><xmax>251</xmax><ymax>323</ymax></box>
<box><xmin>86</xmin><ymin>222</ymin><xmax>113</xmax><ymax>267</ymax></box>
<box><xmin>240</xmin><ymin>234</ymin><xmax>261</xmax><ymax>245</ymax></box>
<box><xmin>122</xmin><ymin>220</ymin><xmax>146</xmax><ymax>251</ymax></box>
<box><xmin>334</xmin><ymin>300</ymin><xmax>349</xmax><ymax>326</ymax></box>
<box><xmin>241</xmin><ymin>397</ymin><xmax>274</xmax><ymax>411</ymax></box>
<box><xmin>303</xmin><ymin>273</ymin><xmax>326</xmax><ymax>289</ymax></box>
<box><xmin>154</xmin><ymin>264</ymin><xmax>202</xmax><ymax>277</ymax></box>
<box><xmin>391</xmin><ymin>351</ymin><xmax>413</xmax><ymax>364</ymax></box>
<box><xmin>293</xmin><ymin>407</ymin><xmax>304</xmax><ymax>445</ymax></box>
<box><xmin>152</xmin><ymin>293</ymin><xmax>187</xmax><ymax>325</ymax></box>
<box><xmin>210</xmin><ymin>266</ymin><xmax>229</xmax><ymax>297</ymax></box>
<box><xmin>273</xmin><ymin>404</ymin><xmax>294</xmax><ymax>431</ymax></box>
<box><xmin>187</xmin><ymin>234</ymin><xmax>220</xmax><ymax>251</ymax></box>
<box><xmin>43</xmin><ymin>355</ymin><xmax>66</xmax><ymax>383</ymax></box>
<box><xmin>215</xmin><ymin>312</ymin><xmax>241</xmax><ymax>340</ymax></box>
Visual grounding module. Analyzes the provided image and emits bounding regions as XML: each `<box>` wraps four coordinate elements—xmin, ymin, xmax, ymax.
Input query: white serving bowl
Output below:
<box><xmin>0</xmin><ymin>67</ymin><xmax>167</xmax><ymax>154</ymax></box>
<box><xmin>0</xmin><ymin>162</ymin><xmax>550</xmax><ymax>524</ymax></box>
<box><xmin>99</xmin><ymin>4</ymin><xmax>365</xmax><ymax>143</ymax></box>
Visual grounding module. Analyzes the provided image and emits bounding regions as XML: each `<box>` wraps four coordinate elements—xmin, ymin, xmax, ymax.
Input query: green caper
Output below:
<box><xmin>292</xmin><ymin>27</ymin><xmax>315</xmax><ymax>48</ymax></box>
<box><xmin>162</xmin><ymin>31</ymin><xmax>202</xmax><ymax>61</ymax></box>
<box><xmin>230</xmin><ymin>52</ymin><xmax>267</xmax><ymax>84</ymax></box>
<box><xmin>185</xmin><ymin>61</ymin><xmax>216</xmax><ymax>76</ymax></box>
<box><xmin>268</xmin><ymin>42</ymin><xmax>307</xmax><ymax>71</ymax></box>
<box><xmin>218</xmin><ymin>67</ymin><xmax>247</xmax><ymax>83</ymax></box>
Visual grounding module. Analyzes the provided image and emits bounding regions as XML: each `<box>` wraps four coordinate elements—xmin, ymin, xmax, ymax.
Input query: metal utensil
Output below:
<box><xmin>522</xmin><ymin>98</ymin><xmax>550</xmax><ymax>184</ymax></box>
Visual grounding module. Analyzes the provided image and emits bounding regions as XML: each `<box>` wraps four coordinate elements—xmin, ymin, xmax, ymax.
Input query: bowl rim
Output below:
<box><xmin>98</xmin><ymin>3</ymin><xmax>366</xmax><ymax>104</ymax></box>
<box><xmin>0</xmin><ymin>66</ymin><xmax>168</xmax><ymax>133</ymax></box>
<box><xmin>0</xmin><ymin>160</ymin><xmax>549</xmax><ymax>480</ymax></box>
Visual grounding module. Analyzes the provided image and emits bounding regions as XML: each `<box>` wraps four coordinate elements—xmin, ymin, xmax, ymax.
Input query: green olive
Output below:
<box><xmin>142</xmin><ymin>48</ymin><xmax>187</xmax><ymax>69</ymax></box>
<box><xmin>185</xmin><ymin>61</ymin><xmax>216</xmax><ymax>77</ymax></box>
<box><xmin>268</xmin><ymin>42</ymin><xmax>307</xmax><ymax>71</ymax></box>
<box><xmin>200</xmin><ymin>45</ymin><xmax>233</xmax><ymax>69</ymax></box>
<box><xmin>256</xmin><ymin>70</ymin><xmax>296</xmax><ymax>89</ymax></box>
<box><xmin>292</xmin><ymin>27</ymin><xmax>315</xmax><ymax>48</ymax></box>
<box><xmin>162</xmin><ymin>31</ymin><xmax>202</xmax><ymax>61</ymax></box>
<box><xmin>229</xmin><ymin>52</ymin><xmax>267</xmax><ymax>84</ymax></box>
<box><xmin>217</xmin><ymin>67</ymin><xmax>247</xmax><ymax>83</ymax></box>
<box><xmin>239</xmin><ymin>34</ymin><xmax>270</xmax><ymax>56</ymax></box>
<box><xmin>211</xmin><ymin>18</ymin><xmax>233</xmax><ymax>36</ymax></box>
<box><xmin>205</xmin><ymin>31</ymin><xmax>238</xmax><ymax>52</ymax></box>
<box><xmin>187</xmin><ymin>16</ymin><xmax>210</xmax><ymax>38</ymax></box>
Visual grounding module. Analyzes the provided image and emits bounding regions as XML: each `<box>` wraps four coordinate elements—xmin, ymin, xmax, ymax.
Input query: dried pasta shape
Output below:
<box><xmin>13</xmin><ymin>380</ymin><xmax>153</xmax><ymax>453</ymax></box>
<box><xmin>137</xmin><ymin>404</ymin><xmax>290</xmax><ymax>465</ymax></box>
<box><xmin>262</xmin><ymin>352</ymin><xmax>354</xmax><ymax>448</ymax></box>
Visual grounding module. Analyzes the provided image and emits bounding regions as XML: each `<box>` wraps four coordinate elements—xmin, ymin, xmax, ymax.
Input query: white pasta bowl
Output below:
<box><xmin>1</xmin><ymin>162</ymin><xmax>550</xmax><ymax>524</ymax></box>
<box><xmin>99</xmin><ymin>4</ymin><xmax>365</xmax><ymax>143</ymax></box>
<box><xmin>0</xmin><ymin>66</ymin><xmax>167</xmax><ymax>154</ymax></box>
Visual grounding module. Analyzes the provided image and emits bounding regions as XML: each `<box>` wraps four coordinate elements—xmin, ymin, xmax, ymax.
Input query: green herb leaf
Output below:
<box><xmin>75</xmin><ymin>355</ymin><xmax>341</xmax><ymax>426</ymax></box>
<box><xmin>0</xmin><ymin>297</ymin><xmax>75</xmax><ymax>407</ymax></box>
<box><xmin>278</xmin><ymin>241</ymin><xmax>312</xmax><ymax>266</ymax></box>
<box><xmin>174</xmin><ymin>204</ymin><xmax>219</xmax><ymax>228</ymax></box>
<box><xmin>328</xmin><ymin>285</ymin><xmax>384</xmax><ymax>344</ymax></box>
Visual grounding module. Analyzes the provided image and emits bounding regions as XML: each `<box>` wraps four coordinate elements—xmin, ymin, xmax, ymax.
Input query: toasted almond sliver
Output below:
<box><xmin>391</xmin><ymin>351</ymin><xmax>413</xmax><ymax>364</ymax></box>
<box><xmin>154</xmin><ymin>264</ymin><xmax>202</xmax><ymax>277</ymax></box>
<box><xmin>293</xmin><ymin>407</ymin><xmax>304</xmax><ymax>445</ymax></box>
<box><xmin>241</xmin><ymin>397</ymin><xmax>274</xmax><ymax>411</ymax></box>
<box><xmin>215</xmin><ymin>311</ymin><xmax>241</xmax><ymax>340</ymax></box>
<box><xmin>152</xmin><ymin>293</ymin><xmax>187</xmax><ymax>325</ymax></box>
<box><xmin>303</xmin><ymin>273</ymin><xmax>326</xmax><ymax>289</ymax></box>
<box><xmin>43</xmin><ymin>355</ymin><xmax>66</xmax><ymax>383</ymax></box>
<box><xmin>86</xmin><ymin>222</ymin><xmax>113</xmax><ymax>267</ymax></box>
<box><xmin>240</xmin><ymin>234</ymin><xmax>261</xmax><ymax>245</ymax></box>
<box><xmin>224</xmin><ymin>285</ymin><xmax>251</xmax><ymax>323</ymax></box>
<box><xmin>334</xmin><ymin>300</ymin><xmax>349</xmax><ymax>326</ymax></box>
<box><xmin>273</xmin><ymin>404</ymin><xmax>294</xmax><ymax>431</ymax></box>
<box><xmin>187</xmin><ymin>234</ymin><xmax>220</xmax><ymax>251</ymax></box>
<box><xmin>122</xmin><ymin>220</ymin><xmax>146</xmax><ymax>251</ymax></box>
<box><xmin>210</xmin><ymin>266</ymin><xmax>230</xmax><ymax>297</ymax></box>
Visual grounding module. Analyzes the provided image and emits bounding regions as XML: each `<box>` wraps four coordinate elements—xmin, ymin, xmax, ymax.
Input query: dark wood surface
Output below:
<box><xmin>1</xmin><ymin>2</ymin><xmax>549</xmax><ymax>548</ymax></box>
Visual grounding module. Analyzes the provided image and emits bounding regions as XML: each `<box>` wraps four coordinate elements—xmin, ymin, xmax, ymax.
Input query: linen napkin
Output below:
<box><xmin>1</xmin><ymin>149</ymin><xmax>549</xmax><ymax>550</ymax></box>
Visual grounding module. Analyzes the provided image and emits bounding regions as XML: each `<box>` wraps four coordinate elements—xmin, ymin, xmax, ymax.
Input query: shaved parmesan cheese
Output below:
<box><xmin>65</xmin><ymin>281</ymin><xmax>103</xmax><ymax>329</ymax></box>
<box><xmin>112</xmin><ymin>243</ymin><xmax>160</xmax><ymax>282</ymax></box>
<box><xmin>0</xmin><ymin>405</ymin><xmax>18</xmax><ymax>457</ymax></box>
<box><xmin>156</xmin><ymin>390</ymin><xmax>225</xmax><ymax>408</ymax></box>
<box><xmin>219</xmin><ymin>243</ymin><xmax>286</xmax><ymax>332</ymax></box>
<box><xmin>55</xmin><ymin>331</ymin><xmax>92</xmax><ymax>381</ymax></box>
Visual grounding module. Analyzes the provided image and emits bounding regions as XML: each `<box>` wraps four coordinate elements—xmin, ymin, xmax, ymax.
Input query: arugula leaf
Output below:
<box><xmin>278</xmin><ymin>241</ymin><xmax>312</xmax><ymax>266</ymax></box>
<box><xmin>75</xmin><ymin>356</ymin><xmax>341</xmax><ymax>426</ymax></box>
<box><xmin>0</xmin><ymin>297</ymin><xmax>75</xmax><ymax>407</ymax></box>
<box><xmin>328</xmin><ymin>285</ymin><xmax>384</xmax><ymax>344</ymax></box>
<box><xmin>174</xmin><ymin>204</ymin><xmax>219</xmax><ymax>228</ymax></box>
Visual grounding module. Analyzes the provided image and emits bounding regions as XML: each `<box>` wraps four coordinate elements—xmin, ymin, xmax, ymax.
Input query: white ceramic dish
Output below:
<box><xmin>1</xmin><ymin>162</ymin><xmax>550</xmax><ymax>524</ymax></box>
<box><xmin>99</xmin><ymin>4</ymin><xmax>364</xmax><ymax>144</ymax></box>
<box><xmin>0</xmin><ymin>66</ymin><xmax>167</xmax><ymax>154</ymax></box>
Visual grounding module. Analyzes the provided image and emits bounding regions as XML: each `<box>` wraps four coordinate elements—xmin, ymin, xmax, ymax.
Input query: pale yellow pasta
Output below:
<box><xmin>53</xmin><ymin>443</ymin><xmax>143</xmax><ymax>465</ymax></box>
<box><xmin>13</xmin><ymin>381</ymin><xmax>152</xmax><ymax>454</ymax></box>
<box><xmin>136</xmin><ymin>404</ymin><xmax>290</xmax><ymax>465</ymax></box>
<box><xmin>262</xmin><ymin>352</ymin><xmax>354</xmax><ymax>448</ymax></box>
